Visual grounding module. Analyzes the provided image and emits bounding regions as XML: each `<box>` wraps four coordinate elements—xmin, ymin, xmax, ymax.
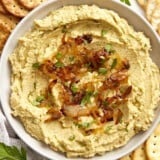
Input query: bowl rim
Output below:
<box><xmin>0</xmin><ymin>0</ymin><xmax>160</xmax><ymax>160</ymax></box>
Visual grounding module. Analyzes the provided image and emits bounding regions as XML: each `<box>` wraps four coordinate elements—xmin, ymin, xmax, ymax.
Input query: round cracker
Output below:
<box><xmin>0</xmin><ymin>1</ymin><xmax>8</xmax><ymax>14</ymax></box>
<box><xmin>150</xmin><ymin>4</ymin><xmax>160</xmax><ymax>31</ymax></box>
<box><xmin>119</xmin><ymin>153</ymin><xmax>132</xmax><ymax>160</ymax></box>
<box><xmin>145</xmin><ymin>0</ymin><xmax>158</xmax><ymax>21</ymax></box>
<box><xmin>0</xmin><ymin>22</ymin><xmax>10</xmax><ymax>52</ymax></box>
<box><xmin>18</xmin><ymin>0</ymin><xmax>46</xmax><ymax>9</ymax></box>
<box><xmin>1</xmin><ymin>0</ymin><xmax>29</xmax><ymax>18</ymax></box>
<box><xmin>145</xmin><ymin>124</ymin><xmax>160</xmax><ymax>160</ymax></box>
<box><xmin>0</xmin><ymin>13</ymin><xmax>20</xmax><ymax>31</ymax></box>
<box><xmin>132</xmin><ymin>144</ymin><xmax>147</xmax><ymax>160</ymax></box>
<box><xmin>137</xmin><ymin>0</ymin><xmax>148</xmax><ymax>9</ymax></box>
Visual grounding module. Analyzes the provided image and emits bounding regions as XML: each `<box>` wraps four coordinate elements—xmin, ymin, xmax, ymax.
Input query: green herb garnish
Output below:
<box><xmin>36</xmin><ymin>96</ymin><xmax>45</xmax><ymax>102</ymax></box>
<box><xmin>32</xmin><ymin>101</ymin><xmax>40</xmax><ymax>106</ymax></box>
<box><xmin>85</xmin><ymin>62</ymin><xmax>91</xmax><ymax>68</ymax></box>
<box><xmin>101</xmin><ymin>29</ymin><xmax>107</xmax><ymax>37</ymax></box>
<box><xmin>93</xmin><ymin>91</ymin><xmax>99</xmax><ymax>97</ymax></box>
<box><xmin>98</xmin><ymin>68</ymin><xmax>107</xmax><ymax>75</ymax></box>
<box><xmin>125</xmin><ymin>128</ymin><xmax>128</xmax><ymax>132</ymax></box>
<box><xmin>69</xmin><ymin>135</ymin><xmax>75</xmax><ymax>141</ymax></box>
<box><xmin>32</xmin><ymin>96</ymin><xmax>45</xmax><ymax>106</ymax></box>
<box><xmin>102</xmin><ymin>101</ymin><xmax>109</xmax><ymax>107</ymax></box>
<box><xmin>71</xmin><ymin>84</ymin><xmax>78</xmax><ymax>93</ymax></box>
<box><xmin>54</xmin><ymin>61</ymin><xmax>64</xmax><ymax>68</ymax></box>
<box><xmin>105</xmin><ymin>44</ymin><xmax>112</xmax><ymax>53</ymax></box>
<box><xmin>105</xmin><ymin>126</ymin><xmax>112</xmax><ymax>132</ymax></box>
<box><xmin>32</xmin><ymin>62</ymin><xmax>40</xmax><ymax>69</ymax></box>
<box><xmin>79</xmin><ymin>142</ymin><xmax>86</xmax><ymax>146</ymax></box>
<box><xmin>56</xmin><ymin>52</ymin><xmax>62</xmax><ymax>60</ymax></box>
<box><xmin>120</xmin><ymin>0</ymin><xmax>131</xmax><ymax>6</ymax></box>
<box><xmin>33</xmin><ymin>82</ymin><xmax>37</xmax><ymax>89</ymax></box>
<box><xmin>111</xmin><ymin>58</ymin><xmax>117</xmax><ymax>69</ymax></box>
<box><xmin>62</xmin><ymin>25</ymin><xmax>67</xmax><ymax>33</ymax></box>
<box><xmin>69</xmin><ymin>56</ymin><xmax>75</xmax><ymax>62</ymax></box>
<box><xmin>0</xmin><ymin>143</ymin><xmax>27</xmax><ymax>160</ymax></box>
<box><xmin>75</xmin><ymin>122</ymin><xmax>91</xmax><ymax>128</ymax></box>
<box><xmin>80</xmin><ymin>91</ymin><xmax>93</xmax><ymax>106</ymax></box>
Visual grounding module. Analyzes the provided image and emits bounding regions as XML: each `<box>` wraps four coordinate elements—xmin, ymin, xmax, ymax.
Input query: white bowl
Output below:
<box><xmin>0</xmin><ymin>0</ymin><xmax>160</xmax><ymax>160</ymax></box>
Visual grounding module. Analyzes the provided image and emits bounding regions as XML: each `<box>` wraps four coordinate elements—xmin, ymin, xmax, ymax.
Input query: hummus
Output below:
<box><xmin>9</xmin><ymin>5</ymin><xmax>160</xmax><ymax>158</ymax></box>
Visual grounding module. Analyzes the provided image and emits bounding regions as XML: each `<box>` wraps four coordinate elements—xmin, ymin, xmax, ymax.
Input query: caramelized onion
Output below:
<box><xmin>37</xmin><ymin>34</ymin><xmax>132</xmax><ymax>125</ymax></box>
<box><xmin>45</xmin><ymin>108</ymin><xmax>62</xmax><ymax>122</ymax></box>
<box><xmin>62</xmin><ymin>105</ymin><xmax>90</xmax><ymax>118</ymax></box>
<box><xmin>101</xmin><ymin>109</ymin><xmax>114</xmax><ymax>123</ymax></box>
<box><xmin>121</xmin><ymin>86</ymin><xmax>132</xmax><ymax>99</ymax></box>
<box><xmin>114</xmin><ymin>109</ymin><xmax>123</xmax><ymax>124</ymax></box>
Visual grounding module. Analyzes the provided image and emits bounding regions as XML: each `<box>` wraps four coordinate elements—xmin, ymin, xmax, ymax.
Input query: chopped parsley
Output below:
<box><xmin>120</xmin><ymin>0</ymin><xmax>131</xmax><ymax>6</ymax></box>
<box><xmin>62</xmin><ymin>25</ymin><xmax>67</xmax><ymax>33</ymax></box>
<box><xmin>80</xmin><ymin>91</ymin><xmax>93</xmax><ymax>106</ymax></box>
<box><xmin>71</xmin><ymin>84</ymin><xmax>78</xmax><ymax>93</ymax></box>
<box><xmin>105</xmin><ymin>126</ymin><xmax>112</xmax><ymax>132</ymax></box>
<box><xmin>33</xmin><ymin>82</ymin><xmax>37</xmax><ymax>89</ymax></box>
<box><xmin>56</xmin><ymin>52</ymin><xmax>62</xmax><ymax>60</ymax></box>
<box><xmin>32</xmin><ymin>101</ymin><xmax>40</xmax><ymax>106</ymax></box>
<box><xmin>102</xmin><ymin>101</ymin><xmax>109</xmax><ymax>107</ymax></box>
<box><xmin>36</xmin><ymin>96</ymin><xmax>45</xmax><ymax>102</ymax></box>
<box><xmin>105</xmin><ymin>44</ymin><xmax>114</xmax><ymax>53</ymax></box>
<box><xmin>111</xmin><ymin>58</ymin><xmax>117</xmax><ymax>69</ymax></box>
<box><xmin>32</xmin><ymin>96</ymin><xmax>45</xmax><ymax>106</ymax></box>
<box><xmin>98</xmin><ymin>68</ymin><xmax>107</xmax><ymax>75</ymax></box>
<box><xmin>101</xmin><ymin>29</ymin><xmax>107</xmax><ymax>37</ymax></box>
<box><xmin>93</xmin><ymin>91</ymin><xmax>99</xmax><ymax>97</ymax></box>
<box><xmin>125</xmin><ymin>128</ymin><xmax>129</xmax><ymax>132</ymax></box>
<box><xmin>75</xmin><ymin>122</ymin><xmax>91</xmax><ymax>128</ymax></box>
<box><xmin>54</xmin><ymin>61</ymin><xmax>64</xmax><ymax>68</ymax></box>
<box><xmin>85</xmin><ymin>62</ymin><xmax>91</xmax><ymax>68</ymax></box>
<box><xmin>69</xmin><ymin>56</ymin><xmax>75</xmax><ymax>62</ymax></box>
<box><xmin>32</xmin><ymin>62</ymin><xmax>40</xmax><ymax>69</ymax></box>
<box><xmin>69</xmin><ymin>135</ymin><xmax>75</xmax><ymax>141</ymax></box>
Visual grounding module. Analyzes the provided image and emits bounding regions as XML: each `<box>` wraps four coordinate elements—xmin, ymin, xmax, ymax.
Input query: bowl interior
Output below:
<box><xmin>0</xmin><ymin>0</ymin><xmax>160</xmax><ymax>160</ymax></box>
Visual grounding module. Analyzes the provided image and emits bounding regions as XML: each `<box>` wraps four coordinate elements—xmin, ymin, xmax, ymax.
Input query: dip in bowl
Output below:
<box><xmin>0</xmin><ymin>0</ymin><xmax>160</xmax><ymax>160</ymax></box>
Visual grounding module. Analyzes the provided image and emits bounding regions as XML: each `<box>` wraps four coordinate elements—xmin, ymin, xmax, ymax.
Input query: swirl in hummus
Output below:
<box><xmin>9</xmin><ymin>5</ymin><xmax>160</xmax><ymax>158</ymax></box>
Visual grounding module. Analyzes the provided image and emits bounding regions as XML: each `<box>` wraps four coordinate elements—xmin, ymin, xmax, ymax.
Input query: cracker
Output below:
<box><xmin>137</xmin><ymin>0</ymin><xmax>148</xmax><ymax>9</ymax></box>
<box><xmin>18</xmin><ymin>0</ymin><xmax>46</xmax><ymax>9</ymax></box>
<box><xmin>132</xmin><ymin>144</ymin><xmax>147</xmax><ymax>160</ymax></box>
<box><xmin>0</xmin><ymin>1</ymin><xmax>8</xmax><ymax>14</ymax></box>
<box><xmin>150</xmin><ymin>4</ymin><xmax>160</xmax><ymax>31</ymax></box>
<box><xmin>0</xmin><ymin>13</ymin><xmax>20</xmax><ymax>31</ymax></box>
<box><xmin>146</xmin><ymin>0</ymin><xmax>160</xmax><ymax>21</ymax></box>
<box><xmin>145</xmin><ymin>124</ymin><xmax>160</xmax><ymax>160</ymax></box>
<box><xmin>146</xmin><ymin>0</ymin><xmax>157</xmax><ymax>21</ymax></box>
<box><xmin>0</xmin><ymin>22</ymin><xmax>10</xmax><ymax>53</ymax></box>
<box><xmin>1</xmin><ymin>0</ymin><xmax>29</xmax><ymax>18</ymax></box>
<box><xmin>119</xmin><ymin>153</ymin><xmax>132</xmax><ymax>160</ymax></box>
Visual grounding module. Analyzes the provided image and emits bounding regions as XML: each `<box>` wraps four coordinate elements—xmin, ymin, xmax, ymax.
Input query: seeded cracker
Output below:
<box><xmin>145</xmin><ymin>124</ymin><xmax>160</xmax><ymax>160</ymax></box>
<box><xmin>0</xmin><ymin>23</ymin><xmax>10</xmax><ymax>53</ymax></box>
<box><xmin>119</xmin><ymin>153</ymin><xmax>132</xmax><ymax>160</ymax></box>
<box><xmin>145</xmin><ymin>0</ymin><xmax>160</xmax><ymax>21</ymax></box>
<box><xmin>132</xmin><ymin>144</ymin><xmax>147</xmax><ymax>160</ymax></box>
<box><xmin>19</xmin><ymin>0</ymin><xmax>47</xmax><ymax>9</ymax></box>
<box><xmin>1</xmin><ymin>0</ymin><xmax>29</xmax><ymax>18</ymax></box>
<box><xmin>0</xmin><ymin>1</ymin><xmax>8</xmax><ymax>14</ymax></box>
<box><xmin>150</xmin><ymin>4</ymin><xmax>160</xmax><ymax>32</ymax></box>
<box><xmin>137</xmin><ymin>0</ymin><xmax>148</xmax><ymax>9</ymax></box>
<box><xmin>0</xmin><ymin>13</ymin><xmax>20</xmax><ymax>31</ymax></box>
